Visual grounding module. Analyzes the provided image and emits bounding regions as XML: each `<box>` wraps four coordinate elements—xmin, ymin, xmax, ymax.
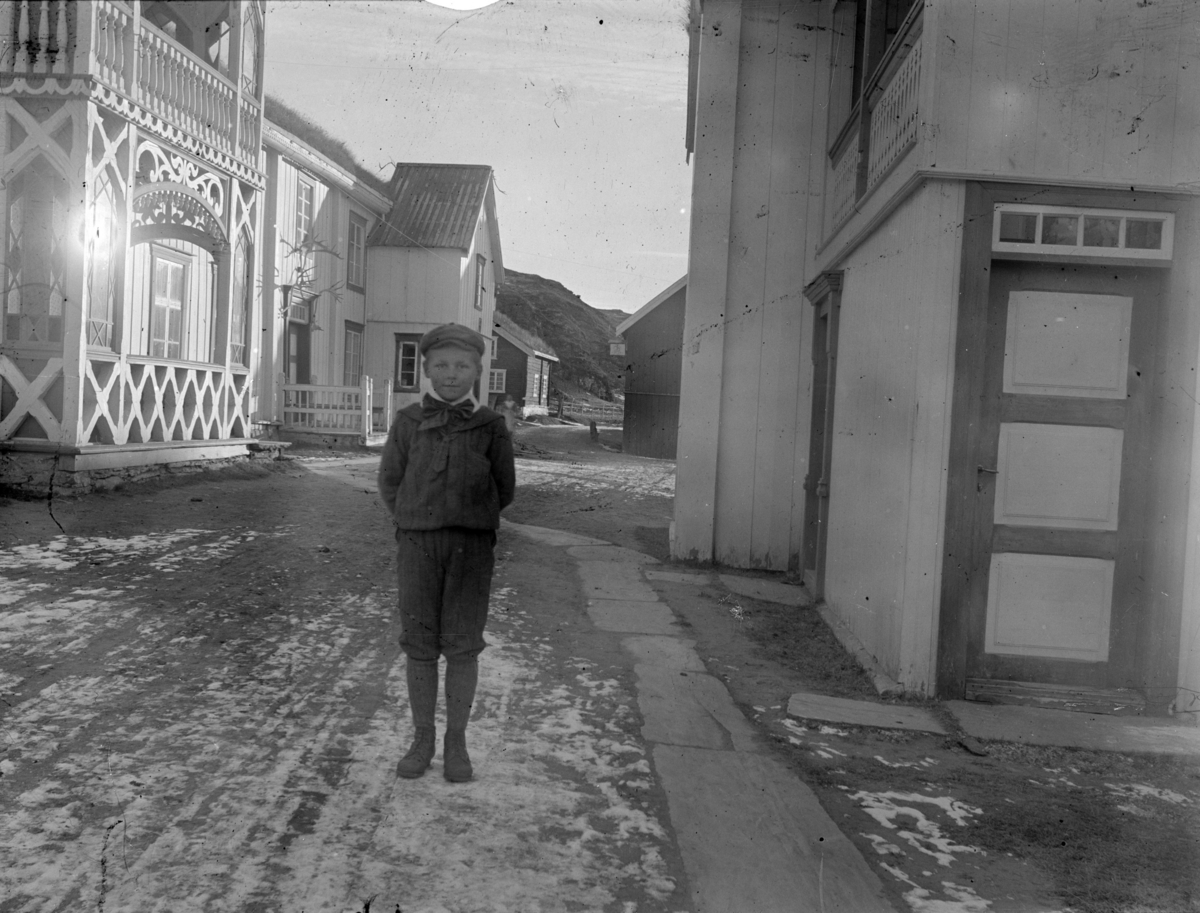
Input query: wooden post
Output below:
<box><xmin>673</xmin><ymin>0</ymin><xmax>742</xmax><ymax>562</ymax></box>
<box><xmin>360</xmin><ymin>374</ymin><xmax>372</xmax><ymax>442</ymax></box>
<box><xmin>58</xmin><ymin>100</ymin><xmax>93</xmax><ymax>448</ymax></box>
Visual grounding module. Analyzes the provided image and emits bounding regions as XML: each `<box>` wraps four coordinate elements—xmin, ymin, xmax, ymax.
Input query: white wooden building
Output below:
<box><xmin>258</xmin><ymin>107</ymin><xmax>390</xmax><ymax>440</ymax></box>
<box><xmin>365</xmin><ymin>164</ymin><xmax>504</xmax><ymax>412</ymax></box>
<box><xmin>677</xmin><ymin>0</ymin><xmax>1200</xmax><ymax>717</ymax></box>
<box><xmin>0</xmin><ymin>0</ymin><xmax>267</xmax><ymax>487</ymax></box>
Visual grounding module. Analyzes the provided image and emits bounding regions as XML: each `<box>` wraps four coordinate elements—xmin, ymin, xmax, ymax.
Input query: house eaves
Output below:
<box><xmin>617</xmin><ymin>274</ymin><xmax>687</xmax><ymax>336</ymax></box>
<box><xmin>262</xmin><ymin>120</ymin><xmax>390</xmax><ymax>214</ymax></box>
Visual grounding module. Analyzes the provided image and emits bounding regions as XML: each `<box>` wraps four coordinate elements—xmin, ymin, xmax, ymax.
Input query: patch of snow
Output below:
<box><xmin>515</xmin><ymin>458</ymin><xmax>674</xmax><ymax>499</ymax></box>
<box><xmin>881</xmin><ymin>864</ymin><xmax>1000</xmax><ymax>913</ymax></box>
<box><xmin>850</xmin><ymin>791</ymin><xmax>983</xmax><ymax>867</ymax></box>
<box><xmin>875</xmin><ymin>756</ymin><xmax>940</xmax><ymax>770</ymax></box>
<box><xmin>863</xmin><ymin>833</ymin><xmax>905</xmax><ymax>856</ymax></box>
<box><xmin>818</xmin><ymin>725</ymin><xmax>850</xmax><ymax>736</ymax></box>
<box><xmin>1105</xmin><ymin>783</ymin><xmax>1193</xmax><ymax>806</ymax></box>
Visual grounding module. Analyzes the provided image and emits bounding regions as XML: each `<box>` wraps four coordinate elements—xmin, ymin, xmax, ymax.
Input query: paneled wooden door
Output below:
<box><xmin>966</xmin><ymin>262</ymin><xmax>1161</xmax><ymax>693</ymax></box>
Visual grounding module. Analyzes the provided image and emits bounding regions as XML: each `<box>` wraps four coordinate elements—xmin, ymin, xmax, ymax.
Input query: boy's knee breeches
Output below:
<box><xmin>395</xmin><ymin>527</ymin><xmax>496</xmax><ymax>662</ymax></box>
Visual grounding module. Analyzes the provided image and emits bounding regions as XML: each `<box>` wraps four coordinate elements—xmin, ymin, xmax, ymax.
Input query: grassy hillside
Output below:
<box><xmin>496</xmin><ymin>270</ymin><xmax>626</xmax><ymax>400</ymax></box>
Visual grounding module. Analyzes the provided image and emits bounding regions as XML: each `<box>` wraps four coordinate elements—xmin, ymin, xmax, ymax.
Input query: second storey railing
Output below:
<box><xmin>1</xmin><ymin>1</ymin><xmax>262</xmax><ymax>174</ymax></box>
<box><xmin>824</xmin><ymin>2</ymin><xmax>923</xmax><ymax>238</ymax></box>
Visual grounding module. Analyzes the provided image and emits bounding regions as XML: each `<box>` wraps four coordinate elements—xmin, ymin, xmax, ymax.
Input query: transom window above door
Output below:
<box><xmin>992</xmin><ymin>204</ymin><xmax>1174</xmax><ymax>261</ymax></box>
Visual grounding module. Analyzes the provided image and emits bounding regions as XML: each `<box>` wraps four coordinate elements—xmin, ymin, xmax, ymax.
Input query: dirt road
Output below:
<box><xmin>2</xmin><ymin>424</ymin><xmax>1198</xmax><ymax>913</ymax></box>
<box><xmin>0</xmin><ymin>457</ymin><xmax>689</xmax><ymax>912</ymax></box>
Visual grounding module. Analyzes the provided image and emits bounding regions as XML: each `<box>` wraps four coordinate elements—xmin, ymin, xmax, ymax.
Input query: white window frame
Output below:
<box><xmin>992</xmin><ymin>204</ymin><xmax>1174</xmax><ymax>261</ymax></box>
<box><xmin>395</xmin><ymin>334</ymin><xmax>421</xmax><ymax>391</ymax></box>
<box><xmin>474</xmin><ymin>253</ymin><xmax>487</xmax><ymax>310</ymax></box>
<box><xmin>149</xmin><ymin>245</ymin><xmax>189</xmax><ymax>360</ymax></box>
<box><xmin>296</xmin><ymin>178</ymin><xmax>314</xmax><ymax>247</ymax></box>
<box><xmin>347</xmin><ymin>212</ymin><xmax>366</xmax><ymax>290</ymax></box>
<box><xmin>488</xmin><ymin>368</ymin><xmax>506</xmax><ymax>393</ymax></box>
<box><xmin>344</xmin><ymin>321</ymin><xmax>363</xmax><ymax>387</ymax></box>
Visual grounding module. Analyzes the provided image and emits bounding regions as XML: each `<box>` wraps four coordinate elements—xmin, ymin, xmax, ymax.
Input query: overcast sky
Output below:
<box><xmin>264</xmin><ymin>0</ymin><xmax>692</xmax><ymax>313</ymax></box>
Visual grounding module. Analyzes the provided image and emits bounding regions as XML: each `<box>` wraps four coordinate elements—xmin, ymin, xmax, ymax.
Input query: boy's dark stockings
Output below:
<box><xmin>443</xmin><ymin>658</ymin><xmax>478</xmax><ymax>781</ymax></box>
<box><xmin>396</xmin><ymin>659</ymin><xmax>438</xmax><ymax>779</ymax></box>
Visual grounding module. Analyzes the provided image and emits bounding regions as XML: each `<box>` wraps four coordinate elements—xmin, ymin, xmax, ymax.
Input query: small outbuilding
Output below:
<box><xmin>489</xmin><ymin>312</ymin><xmax>558</xmax><ymax>415</ymax></box>
<box><xmin>617</xmin><ymin>276</ymin><xmax>685</xmax><ymax>459</ymax></box>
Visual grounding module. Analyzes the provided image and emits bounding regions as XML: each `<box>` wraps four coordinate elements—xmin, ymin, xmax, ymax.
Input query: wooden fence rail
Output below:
<box><xmin>281</xmin><ymin>376</ymin><xmax>393</xmax><ymax>443</ymax></box>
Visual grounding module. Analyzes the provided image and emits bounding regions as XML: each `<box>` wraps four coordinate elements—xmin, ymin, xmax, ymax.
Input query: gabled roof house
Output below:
<box><xmin>365</xmin><ymin>164</ymin><xmax>504</xmax><ymax>410</ymax></box>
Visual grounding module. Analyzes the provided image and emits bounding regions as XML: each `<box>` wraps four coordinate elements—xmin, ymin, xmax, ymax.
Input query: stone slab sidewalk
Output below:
<box><xmin>506</xmin><ymin>523</ymin><xmax>897</xmax><ymax>913</ymax></box>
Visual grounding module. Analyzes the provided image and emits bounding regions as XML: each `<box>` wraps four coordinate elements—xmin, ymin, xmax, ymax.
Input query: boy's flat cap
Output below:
<box><xmin>419</xmin><ymin>323</ymin><xmax>486</xmax><ymax>356</ymax></box>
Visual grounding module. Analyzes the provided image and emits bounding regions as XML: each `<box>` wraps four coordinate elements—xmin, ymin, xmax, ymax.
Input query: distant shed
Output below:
<box><xmin>618</xmin><ymin>276</ymin><xmax>686</xmax><ymax>459</ymax></box>
<box><xmin>490</xmin><ymin>312</ymin><xmax>558</xmax><ymax>414</ymax></box>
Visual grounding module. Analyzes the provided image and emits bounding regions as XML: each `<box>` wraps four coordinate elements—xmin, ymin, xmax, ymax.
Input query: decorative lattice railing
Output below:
<box><xmin>1</xmin><ymin>354</ymin><xmax>251</xmax><ymax>445</ymax></box>
<box><xmin>81</xmin><ymin>356</ymin><xmax>250</xmax><ymax>445</ymax></box>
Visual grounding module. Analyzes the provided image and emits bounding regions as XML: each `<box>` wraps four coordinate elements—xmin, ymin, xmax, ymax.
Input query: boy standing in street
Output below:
<box><xmin>377</xmin><ymin>323</ymin><xmax>516</xmax><ymax>782</ymax></box>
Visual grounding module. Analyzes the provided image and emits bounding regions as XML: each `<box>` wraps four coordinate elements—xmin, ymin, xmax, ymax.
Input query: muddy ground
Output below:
<box><xmin>1</xmin><ymin>421</ymin><xmax>1197</xmax><ymax>912</ymax></box>
<box><xmin>507</xmin><ymin>422</ymin><xmax>1200</xmax><ymax>913</ymax></box>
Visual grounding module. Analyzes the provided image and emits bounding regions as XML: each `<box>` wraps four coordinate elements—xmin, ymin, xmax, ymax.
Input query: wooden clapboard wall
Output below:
<box><xmin>926</xmin><ymin>1</ymin><xmax>1200</xmax><ymax>190</ymax></box>
<box><xmin>821</xmin><ymin>181</ymin><xmax>963</xmax><ymax>690</ymax></box>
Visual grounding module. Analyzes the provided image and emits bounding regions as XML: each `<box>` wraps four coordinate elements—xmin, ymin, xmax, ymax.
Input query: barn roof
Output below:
<box><xmin>368</xmin><ymin>164</ymin><xmax>504</xmax><ymax>276</ymax></box>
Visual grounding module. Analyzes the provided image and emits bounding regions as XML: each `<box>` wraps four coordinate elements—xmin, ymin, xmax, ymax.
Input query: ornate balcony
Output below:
<box><xmin>0</xmin><ymin>0</ymin><xmax>264</xmax><ymax>186</ymax></box>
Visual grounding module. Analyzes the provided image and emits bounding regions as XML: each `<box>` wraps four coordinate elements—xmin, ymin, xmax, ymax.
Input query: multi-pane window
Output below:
<box><xmin>347</xmin><ymin>213</ymin><xmax>366</xmax><ymax>290</ymax></box>
<box><xmin>344</xmin><ymin>322</ymin><xmax>363</xmax><ymax>387</ymax></box>
<box><xmin>395</xmin><ymin>334</ymin><xmax>421</xmax><ymax>391</ymax></box>
<box><xmin>150</xmin><ymin>249</ymin><xmax>187</xmax><ymax>359</ymax></box>
<box><xmin>488</xmin><ymin>369</ymin><xmax>506</xmax><ymax>393</ymax></box>
<box><xmin>474</xmin><ymin>253</ymin><xmax>486</xmax><ymax>309</ymax></box>
<box><xmin>295</xmin><ymin>178</ymin><xmax>314</xmax><ymax>247</ymax></box>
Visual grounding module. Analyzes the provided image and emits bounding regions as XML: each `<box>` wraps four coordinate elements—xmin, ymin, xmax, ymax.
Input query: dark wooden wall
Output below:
<box><xmin>622</xmin><ymin>286</ymin><xmax>685</xmax><ymax>459</ymax></box>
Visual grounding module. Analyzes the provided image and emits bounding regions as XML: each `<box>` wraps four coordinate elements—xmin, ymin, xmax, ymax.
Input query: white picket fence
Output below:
<box><xmin>281</xmin><ymin>376</ymin><xmax>392</xmax><ymax>443</ymax></box>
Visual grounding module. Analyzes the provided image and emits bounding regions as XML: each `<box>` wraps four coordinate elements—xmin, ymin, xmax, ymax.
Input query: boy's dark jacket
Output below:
<box><xmin>378</xmin><ymin>402</ymin><xmax>516</xmax><ymax>531</ymax></box>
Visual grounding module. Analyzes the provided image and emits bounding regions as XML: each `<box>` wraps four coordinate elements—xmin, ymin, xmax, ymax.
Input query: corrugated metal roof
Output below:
<box><xmin>368</xmin><ymin>163</ymin><xmax>494</xmax><ymax>251</ymax></box>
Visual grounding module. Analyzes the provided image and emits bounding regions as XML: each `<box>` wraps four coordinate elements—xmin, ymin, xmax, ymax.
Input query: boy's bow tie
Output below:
<box><xmin>419</xmin><ymin>394</ymin><xmax>474</xmax><ymax>430</ymax></box>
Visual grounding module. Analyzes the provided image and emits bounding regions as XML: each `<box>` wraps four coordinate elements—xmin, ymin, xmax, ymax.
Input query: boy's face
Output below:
<box><xmin>423</xmin><ymin>344</ymin><xmax>481</xmax><ymax>401</ymax></box>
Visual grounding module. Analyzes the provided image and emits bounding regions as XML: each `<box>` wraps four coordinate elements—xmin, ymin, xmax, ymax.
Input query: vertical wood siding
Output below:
<box><xmin>364</xmin><ymin>246</ymin><xmax>480</xmax><ymax>410</ymax></box>
<box><xmin>821</xmin><ymin>182</ymin><xmax>963</xmax><ymax>688</ymax></box>
<box><xmin>929</xmin><ymin>1</ymin><xmax>1200</xmax><ymax>189</ymax></box>
<box><xmin>623</xmin><ymin>286</ymin><xmax>684</xmax><ymax>459</ymax></box>
<box><xmin>706</xmin><ymin>1</ymin><xmax>823</xmax><ymax>570</ymax></box>
<box><xmin>1142</xmin><ymin>199</ymin><xmax>1200</xmax><ymax>709</ymax></box>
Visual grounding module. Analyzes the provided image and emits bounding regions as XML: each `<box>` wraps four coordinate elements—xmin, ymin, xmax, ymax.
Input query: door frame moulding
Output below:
<box><xmin>801</xmin><ymin>270</ymin><xmax>843</xmax><ymax>600</ymax></box>
<box><xmin>935</xmin><ymin>181</ymin><xmax>1185</xmax><ymax>700</ymax></box>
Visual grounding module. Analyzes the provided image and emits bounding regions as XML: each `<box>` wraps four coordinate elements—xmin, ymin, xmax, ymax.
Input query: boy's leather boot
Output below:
<box><xmin>443</xmin><ymin>729</ymin><xmax>472</xmax><ymax>782</ymax></box>
<box><xmin>443</xmin><ymin>658</ymin><xmax>478</xmax><ymax>782</ymax></box>
<box><xmin>397</xmin><ymin>659</ymin><xmax>438</xmax><ymax>779</ymax></box>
